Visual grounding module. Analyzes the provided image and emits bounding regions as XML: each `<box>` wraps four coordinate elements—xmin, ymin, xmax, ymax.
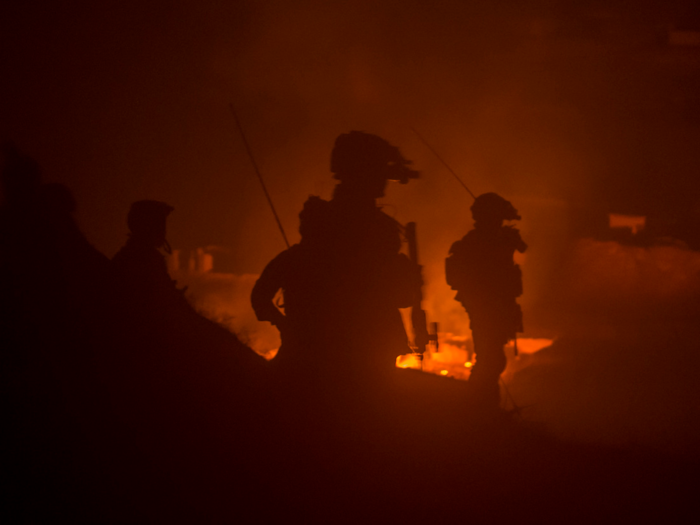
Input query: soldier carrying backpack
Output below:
<box><xmin>446</xmin><ymin>193</ymin><xmax>527</xmax><ymax>409</ymax></box>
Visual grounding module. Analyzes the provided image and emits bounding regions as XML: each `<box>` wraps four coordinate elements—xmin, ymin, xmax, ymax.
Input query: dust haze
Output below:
<box><xmin>3</xmin><ymin>0</ymin><xmax>700</xmax><ymax>454</ymax></box>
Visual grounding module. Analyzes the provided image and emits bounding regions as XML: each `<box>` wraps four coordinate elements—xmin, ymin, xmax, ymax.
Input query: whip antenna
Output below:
<box><xmin>230</xmin><ymin>103</ymin><xmax>290</xmax><ymax>248</ymax></box>
<box><xmin>410</xmin><ymin>126</ymin><xmax>477</xmax><ymax>200</ymax></box>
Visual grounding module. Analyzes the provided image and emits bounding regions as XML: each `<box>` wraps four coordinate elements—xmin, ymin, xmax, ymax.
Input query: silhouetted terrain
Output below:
<box><xmin>3</xmin><ymin>0</ymin><xmax>700</xmax><ymax>516</ymax></box>
<box><xmin>3</xmin><ymin>228</ymin><xmax>698</xmax><ymax>523</ymax></box>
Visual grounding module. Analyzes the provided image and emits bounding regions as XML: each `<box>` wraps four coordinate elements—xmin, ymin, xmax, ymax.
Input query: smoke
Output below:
<box><xmin>3</xmin><ymin>0</ymin><xmax>656</xmax><ymax>262</ymax></box>
<box><xmin>3</xmin><ymin>0</ymin><xmax>698</xmax><ymax>337</ymax></box>
<box><xmin>175</xmin><ymin>271</ymin><xmax>280</xmax><ymax>358</ymax></box>
<box><xmin>206</xmin><ymin>1</ymin><xmax>620</xmax><ymax>332</ymax></box>
<box><xmin>4</xmin><ymin>0</ymin><xmax>700</xmax><ymax>457</ymax></box>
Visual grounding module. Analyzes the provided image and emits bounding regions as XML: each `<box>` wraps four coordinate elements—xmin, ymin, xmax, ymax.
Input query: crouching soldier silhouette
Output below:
<box><xmin>446</xmin><ymin>193</ymin><xmax>527</xmax><ymax>409</ymax></box>
<box><xmin>251</xmin><ymin>131</ymin><xmax>422</xmax><ymax>388</ymax></box>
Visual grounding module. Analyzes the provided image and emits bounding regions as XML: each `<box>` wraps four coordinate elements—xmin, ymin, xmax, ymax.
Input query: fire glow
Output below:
<box><xmin>396</xmin><ymin>333</ymin><xmax>554</xmax><ymax>380</ymax></box>
<box><xmin>170</xmin><ymin>255</ymin><xmax>555</xmax><ymax>378</ymax></box>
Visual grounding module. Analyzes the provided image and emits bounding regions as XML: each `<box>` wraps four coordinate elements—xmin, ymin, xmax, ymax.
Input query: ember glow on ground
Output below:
<box><xmin>396</xmin><ymin>335</ymin><xmax>554</xmax><ymax>380</ymax></box>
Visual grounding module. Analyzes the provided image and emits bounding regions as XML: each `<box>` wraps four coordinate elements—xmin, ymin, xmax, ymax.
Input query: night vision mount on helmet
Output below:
<box><xmin>330</xmin><ymin>131</ymin><xmax>419</xmax><ymax>184</ymax></box>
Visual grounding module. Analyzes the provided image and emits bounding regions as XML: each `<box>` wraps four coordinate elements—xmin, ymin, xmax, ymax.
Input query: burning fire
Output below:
<box><xmin>396</xmin><ymin>333</ymin><xmax>553</xmax><ymax>380</ymax></box>
<box><xmin>168</xmin><ymin>262</ymin><xmax>555</xmax><ymax>379</ymax></box>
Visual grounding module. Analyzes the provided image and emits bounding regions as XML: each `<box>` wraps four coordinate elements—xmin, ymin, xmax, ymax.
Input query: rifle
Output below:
<box><xmin>405</xmin><ymin>222</ymin><xmax>438</xmax><ymax>360</ymax></box>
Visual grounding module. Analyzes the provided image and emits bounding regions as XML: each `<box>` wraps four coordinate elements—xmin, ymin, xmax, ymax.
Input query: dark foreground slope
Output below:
<box><xmin>4</xmin><ymin>319</ymin><xmax>697</xmax><ymax>524</ymax></box>
<box><xmin>1</xmin><ymin>210</ymin><xmax>695</xmax><ymax>522</ymax></box>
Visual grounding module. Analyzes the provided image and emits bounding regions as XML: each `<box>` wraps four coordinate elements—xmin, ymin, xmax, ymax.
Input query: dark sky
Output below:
<box><xmin>1</xmin><ymin>0</ymin><xmax>699</xmax><ymax>273</ymax></box>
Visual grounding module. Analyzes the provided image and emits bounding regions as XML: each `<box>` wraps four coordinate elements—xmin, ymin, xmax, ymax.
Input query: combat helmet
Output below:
<box><xmin>330</xmin><ymin>131</ymin><xmax>419</xmax><ymax>184</ymax></box>
<box><xmin>127</xmin><ymin>200</ymin><xmax>174</xmax><ymax>246</ymax></box>
<box><xmin>470</xmin><ymin>193</ymin><xmax>521</xmax><ymax>223</ymax></box>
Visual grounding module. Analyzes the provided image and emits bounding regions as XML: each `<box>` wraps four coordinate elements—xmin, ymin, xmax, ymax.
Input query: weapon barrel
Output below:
<box><xmin>406</xmin><ymin>222</ymin><xmax>430</xmax><ymax>352</ymax></box>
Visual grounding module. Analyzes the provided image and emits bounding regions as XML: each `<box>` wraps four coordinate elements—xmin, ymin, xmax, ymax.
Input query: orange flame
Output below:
<box><xmin>396</xmin><ymin>334</ymin><xmax>553</xmax><ymax>380</ymax></box>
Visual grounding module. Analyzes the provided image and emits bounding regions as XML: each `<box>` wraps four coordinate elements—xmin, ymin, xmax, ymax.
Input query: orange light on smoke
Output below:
<box><xmin>609</xmin><ymin>213</ymin><xmax>646</xmax><ymax>235</ymax></box>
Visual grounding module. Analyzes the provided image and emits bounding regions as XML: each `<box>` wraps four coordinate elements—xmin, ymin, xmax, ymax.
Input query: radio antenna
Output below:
<box><xmin>230</xmin><ymin>104</ymin><xmax>290</xmax><ymax>248</ymax></box>
<box><xmin>410</xmin><ymin>126</ymin><xmax>477</xmax><ymax>200</ymax></box>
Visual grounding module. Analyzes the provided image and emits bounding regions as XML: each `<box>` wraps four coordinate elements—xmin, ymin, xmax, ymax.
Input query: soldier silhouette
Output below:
<box><xmin>111</xmin><ymin>200</ymin><xmax>178</xmax><ymax>299</ymax></box>
<box><xmin>251</xmin><ymin>131</ymin><xmax>422</xmax><ymax>385</ymax></box>
<box><xmin>1</xmin><ymin>145</ymin><xmax>108</xmax><ymax>348</ymax></box>
<box><xmin>446</xmin><ymin>193</ymin><xmax>527</xmax><ymax>409</ymax></box>
<box><xmin>109</xmin><ymin>198</ymin><xmax>199</xmax><ymax>345</ymax></box>
<box><xmin>110</xmin><ymin>199</ymin><xmax>261</xmax><ymax>362</ymax></box>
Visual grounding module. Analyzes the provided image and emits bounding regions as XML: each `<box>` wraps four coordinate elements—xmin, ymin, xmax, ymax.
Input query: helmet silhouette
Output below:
<box><xmin>470</xmin><ymin>193</ymin><xmax>521</xmax><ymax>222</ymax></box>
<box><xmin>127</xmin><ymin>200</ymin><xmax>174</xmax><ymax>241</ymax></box>
<box><xmin>330</xmin><ymin>131</ymin><xmax>419</xmax><ymax>184</ymax></box>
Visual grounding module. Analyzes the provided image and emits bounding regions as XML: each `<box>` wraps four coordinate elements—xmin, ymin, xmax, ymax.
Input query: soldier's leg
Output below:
<box><xmin>469</xmin><ymin>329</ymin><xmax>508</xmax><ymax>408</ymax></box>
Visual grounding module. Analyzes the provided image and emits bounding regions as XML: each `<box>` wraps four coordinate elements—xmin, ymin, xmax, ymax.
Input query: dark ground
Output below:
<box><xmin>4</xmin><ymin>312</ymin><xmax>699</xmax><ymax>524</ymax></box>
<box><xmin>2</xmin><ymin>182</ymin><xmax>698</xmax><ymax>523</ymax></box>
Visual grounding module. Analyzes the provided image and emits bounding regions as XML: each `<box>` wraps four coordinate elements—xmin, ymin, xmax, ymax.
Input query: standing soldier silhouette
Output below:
<box><xmin>251</xmin><ymin>131</ymin><xmax>422</xmax><ymax>386</ymax></box>
<box><xmin>446</xmin><ymin>193</ymin><xmax>527</xmax><ymax>409</ymax></box>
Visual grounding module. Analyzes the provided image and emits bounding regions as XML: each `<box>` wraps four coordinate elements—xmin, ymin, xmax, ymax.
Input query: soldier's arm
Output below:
<box><xmin>251</xmin><ymin>250</ymin><xmax>289</xmax><ymax>327</ymax></box>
